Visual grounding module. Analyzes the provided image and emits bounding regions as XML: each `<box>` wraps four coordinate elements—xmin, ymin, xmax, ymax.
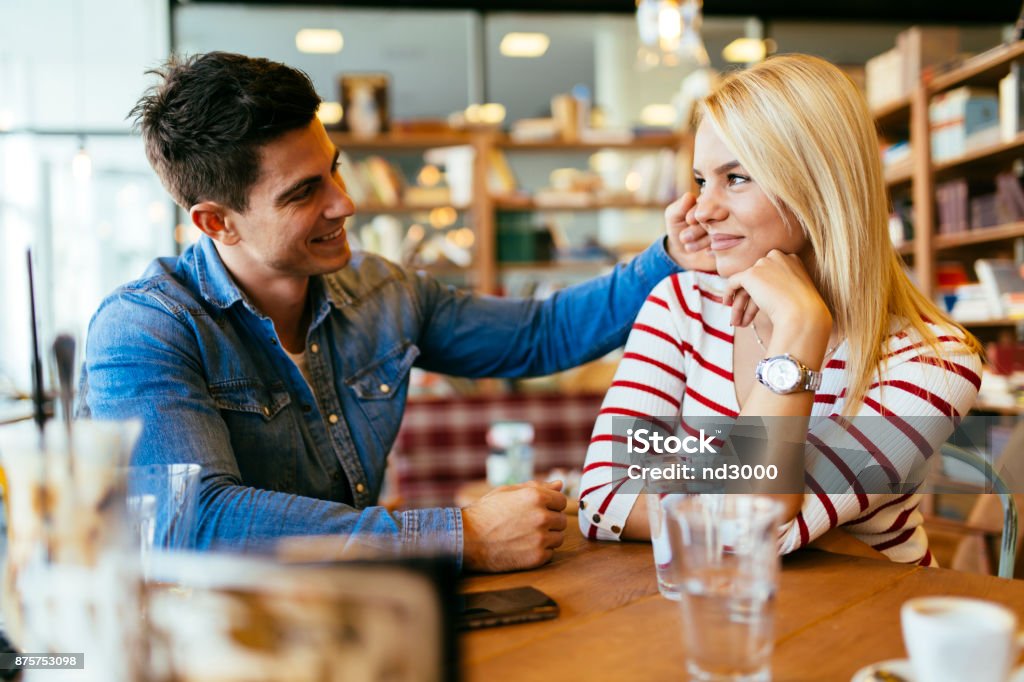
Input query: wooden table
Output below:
<box><xmin>463</xmin><ymin>525</ymin><xmax>1024</xmax><ymax>681</ymax></box>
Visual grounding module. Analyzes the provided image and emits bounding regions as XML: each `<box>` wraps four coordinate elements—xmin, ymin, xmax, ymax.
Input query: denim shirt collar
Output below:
<box><xmin>193</xmin><ymin>236</ymin><xmax>244</xmax><ymax>310</ymax></box>
<box><xmin>192</xmin><ymin>235</ymin><xmax>340</xmax><ymax>328</ymax></box>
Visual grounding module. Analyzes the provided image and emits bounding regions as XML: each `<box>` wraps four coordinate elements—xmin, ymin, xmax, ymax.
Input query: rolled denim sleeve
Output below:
<box><xmin>414</xmin><ymin>237</ymin><xmax>681</xmax><ymax>377</ymax></box>
<box><xmin>78</xmin><ymin>289</ymin><xmax>464</xmax><ymax>565</ymax></box>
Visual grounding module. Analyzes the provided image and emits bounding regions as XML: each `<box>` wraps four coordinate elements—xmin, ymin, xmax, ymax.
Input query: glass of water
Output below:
<box><xmin>665</xmin><ymin>495</ymin><xmax>782</xmax><ymax>682</ymax></box>
<box><xmin>647</xmin><ymin>494</ymin><xmax>680</xmax><ymax>600</ymax></box>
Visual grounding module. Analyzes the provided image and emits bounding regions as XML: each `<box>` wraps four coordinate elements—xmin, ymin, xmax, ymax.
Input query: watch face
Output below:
<box><xmin>764</xmin><ymin>357</ymin><xmax>801</xmax><ymax>391</ymax></box>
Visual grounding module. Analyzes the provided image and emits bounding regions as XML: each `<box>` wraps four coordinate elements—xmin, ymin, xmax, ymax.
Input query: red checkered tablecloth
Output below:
<box><xmin>390</xmin><ymin>392</ymin><xmax>604</xmax><ymax>508</ymax></box>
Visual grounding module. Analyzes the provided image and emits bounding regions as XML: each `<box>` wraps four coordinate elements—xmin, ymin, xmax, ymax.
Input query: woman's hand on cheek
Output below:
<box><xmin>722</xmin><ymin>250</ymin><xmax>831</xmax><ymax>330</ymax></box>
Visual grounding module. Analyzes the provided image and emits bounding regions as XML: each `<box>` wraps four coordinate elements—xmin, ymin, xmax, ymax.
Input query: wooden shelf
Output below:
<box><xmin>895</xmin><ymin>241</ymin><xmax>914</xmax><ymax>256</ymax></box>
<box><xmin>933</xmin><ymin>133</ymin><xmax>1024</xmax><ymax>177</ymax></box>
<box><xmin>410</xmin><ymin>263</ymin><xmax>472</xmax><ymax>277</ymax></box>
<box><xmin>872</xmin><ymin>96</ymin><xmax>912</xmax><ymax>130</ymax></box>
<box><xmin>933</xmin><ymin>220</ymin><xmax>1024</xmax><ymax>250</ymax></box>
<box><xmin>958</xmin><ymin>318</ymin><xmax>1024</xmax><ymax>328</ymax></box>
<box><xmin>329</xmin><ymin>131</ymin><xmax>472</xmax><ymax>150</ymax></box>
<box><xmin>972</xmin><ymin>401</ymin><xmax>1024</xmax><ymax>415</ymax></box>
<box><xmin>499</xmin><ymin>260</ymin><xmax>614</xmax><ymax>272</ymax></box>
<box><xmin>928</xmin><ymin>41</ymin><xmax>1024</xmax><ymax>94</ymax></box>
<box><xmin>355</xmin><ymin>202</ymin><xmax>470</xmax><ymax>215</ymax></box>
<box><xmin>494</xmin><ymin>197</ymin><xmax>667</xmax><ymax>211</ymax></box>
<box><xmin>495</xmin><ymin>133</ymin><xmax>683</xmax><ymax>151</ymax></box>
<box><xmin>885</xmin><ymin>161</ymin><xmax>913</xmax><ymax>187</ymax></box>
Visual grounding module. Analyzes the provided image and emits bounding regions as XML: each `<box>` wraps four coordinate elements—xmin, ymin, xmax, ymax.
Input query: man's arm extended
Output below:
<box><xmin>413</xmin><ymin>237</ymin><xmax>683</xmax><ymax>378</ymax></box>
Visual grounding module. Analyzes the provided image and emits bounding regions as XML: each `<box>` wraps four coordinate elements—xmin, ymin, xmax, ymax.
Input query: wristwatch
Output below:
<box><xmin>756</xmin><ymin>354</ymin><xmax>822</xmax><ymax>394</ymax></box>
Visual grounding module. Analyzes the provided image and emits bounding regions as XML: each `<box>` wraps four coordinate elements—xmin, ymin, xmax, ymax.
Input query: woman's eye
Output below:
<box><xmin>694</xmin><ymin>177</ymin><xmax>706</xmax><ymax>192</ymax></box>
<box><xmin>727</xmin><ymin>174</ymin><xmax>750</xmax><ymax>186</ymax></box>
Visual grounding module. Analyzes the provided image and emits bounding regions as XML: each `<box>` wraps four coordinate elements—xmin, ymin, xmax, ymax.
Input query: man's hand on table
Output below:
<box><xmin>462</xmin><ymin>480</ymin><xmax>567</xmax><ymax>572</ymax></box>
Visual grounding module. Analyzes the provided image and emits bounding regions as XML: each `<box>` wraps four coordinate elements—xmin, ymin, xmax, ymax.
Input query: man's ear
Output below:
<box><xmin>190</xmin><ymin>202</ymin><xmax>240</xmax><ymax>246</ymax></box>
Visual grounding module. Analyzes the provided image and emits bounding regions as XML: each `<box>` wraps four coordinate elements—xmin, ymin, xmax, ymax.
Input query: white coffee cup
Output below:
<box><xmin>901</xmin><ymin>596</ymin><xmax>1024</xmax><ymax>682</ymax></box>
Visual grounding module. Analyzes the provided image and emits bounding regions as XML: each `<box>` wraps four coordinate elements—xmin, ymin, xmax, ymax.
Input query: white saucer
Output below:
<box><xmin>851</xmin><ymin>659</ymin><xmax>1024</xmax><ymax>682</ymax></box>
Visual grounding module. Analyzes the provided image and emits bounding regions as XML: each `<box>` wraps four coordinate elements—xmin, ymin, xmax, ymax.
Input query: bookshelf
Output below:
<box><xmin>330</xmin><ymin>129</ymin><xmax>687</xmax><ymax>295</ymax></box>
<box><xmin>874</xmin><ymin>39</ymin><xmax>1024</xmax><ymax>301</ymax></box>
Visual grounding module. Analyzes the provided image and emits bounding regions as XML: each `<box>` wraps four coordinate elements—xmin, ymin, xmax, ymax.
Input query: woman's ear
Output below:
<box><xmin>190</xmin><ymin>202</ymin><xmax>240</xmax><ymax>245</ymax></box>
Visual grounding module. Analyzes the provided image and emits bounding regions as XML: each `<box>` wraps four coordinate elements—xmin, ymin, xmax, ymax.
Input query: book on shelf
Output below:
<box><xmin>487</xmin><ymin>149</ymin><xmax>517</xmax><ymax>195</ymax></box>
<box><xmin>996</xmin><ymin>172</ymin><xmax>1024</xmax><ymax>218</ymax></box>
<box><xmin>999</xmin><ymin>60</ymin><xmax>1024</xmax><ymax>141</ymax></box>
<box><xmin>935</xmin><ymin>178</ymin><xmax>968</xmax><ymax>234</ymax></box>
<box><xmin>337</xmin><ymin>152</ymin><xmax>407</xmax><ymax>207</ymax></box>
<box><xmin>975</xmin><ymin>258</ymin><xmax>1024</xmax><ymax>318</ymax></box>
<box><xmin>929</xmin><ymin>87</ymin><xmax>1000</xmax><ymax>162</ymax></box>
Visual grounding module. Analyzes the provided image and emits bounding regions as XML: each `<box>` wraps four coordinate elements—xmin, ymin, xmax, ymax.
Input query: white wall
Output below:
<box><xmin>174</xmin><ymin>5</ymin><xmax>478</xmax><ymax>119</ymax></box>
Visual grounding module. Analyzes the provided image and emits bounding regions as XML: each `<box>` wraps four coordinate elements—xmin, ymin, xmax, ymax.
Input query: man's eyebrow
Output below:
<box><xmin>273</xmin><ymin>147</ymin><xmax>341</xmax><ymax>207</ymax></box>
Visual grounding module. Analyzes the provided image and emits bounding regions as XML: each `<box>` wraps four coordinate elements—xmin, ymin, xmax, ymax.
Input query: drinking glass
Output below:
<box><xmin>665</xmin><ymin>495</ymin><xmax>782</xmax><ymax>682</ymax></box>
<box><xmin>126</xmin><ymin>463</ymin><xmax>201</xmax><ymax>578</ymax></box>
<box><xmin>647</xmin><ymin>494</ymin><xmax>680</xmax><ymax>600</ymax></box>
<box><xmin>0</xmin><ymin>420</ymin><xmax>142</xmax><ymax>681</ymax></box>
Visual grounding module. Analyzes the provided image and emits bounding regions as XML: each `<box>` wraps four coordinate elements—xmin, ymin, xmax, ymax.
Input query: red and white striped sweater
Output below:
<box><xmin>579</xmin><ymin>271</ymin><xmax>982</xmax><ymax>565</ymax></box>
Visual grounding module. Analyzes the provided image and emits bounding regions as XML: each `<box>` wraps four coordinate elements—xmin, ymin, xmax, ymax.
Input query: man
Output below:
<box><xmin>79</xmin><ymin>52</ymin><xmax>710</xmax><ymax>572</ymax></box>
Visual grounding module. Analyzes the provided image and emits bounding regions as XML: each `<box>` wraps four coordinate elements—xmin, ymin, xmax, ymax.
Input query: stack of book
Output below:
<box><xmin>936</xmin><ymin>173</ymin><xmax>1024</xmax><ymax>233</ymax></box>
<box><xmin>337</xmin><ymin>152</ymin><xmax>406</xmax><ymax>206</ymax></box>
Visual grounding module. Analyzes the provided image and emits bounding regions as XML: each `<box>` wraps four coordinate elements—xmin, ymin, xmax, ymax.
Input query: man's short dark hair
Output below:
<box><xmin>130</xmin><ymin>52</ymin><xmax>322</xmax><ymax>212</ymax></box>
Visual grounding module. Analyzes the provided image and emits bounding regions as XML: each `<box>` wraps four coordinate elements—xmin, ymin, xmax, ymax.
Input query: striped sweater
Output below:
<box><xmin>579</xmin><ymin>271</ymin><xmax>982</xmax><ymax>565</ymax></box>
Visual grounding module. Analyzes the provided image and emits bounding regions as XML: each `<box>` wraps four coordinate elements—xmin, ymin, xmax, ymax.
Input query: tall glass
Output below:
<box><xmin>646</xmin><ymin>494</ymin><xmax>679</xmax><ymax>600</ymax></box>
<box><xmin>126</xmin><ymin>463</ymin><xmax>201</xmax><ymax>580</ymax></box>
<box><xmin>665</xmin><ymin>495</ymin><xmax>782</xmax><ymax>682</ymax></box>
<box><xmin>0</xmin><ymin>420</ymin><xmax>142</xmax><ymax>681</ymax></box>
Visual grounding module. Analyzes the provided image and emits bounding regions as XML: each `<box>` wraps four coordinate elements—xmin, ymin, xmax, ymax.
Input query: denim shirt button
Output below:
<box><xmin>379</xmin><ymin>384</ymin><xmax>390</xmax><ymax>394</ymax></box>
<box><xmin>262</xmin><ymin>406</ymin><xmax>270</xmax><ymax>417</ymax></box>
<box><xmin>328</xmin><ymin>414</ymin><xmax>339</xmax><ymax>424</ymax></box>
<box><xmin>355</xmin><ymin>483</ymin><xmax>366</xmax><ymax>494</ymax></box>
<box><xmin>302</xmin><ymin>404</ymin><xmax>312</xmax><ymax>413</ymax></box>
<box><xmin>310</xmin><ymin>343</ymin><xmax>320</xmax><ymax>353</ymax></box>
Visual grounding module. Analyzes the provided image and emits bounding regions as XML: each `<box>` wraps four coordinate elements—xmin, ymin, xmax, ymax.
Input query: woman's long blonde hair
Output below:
<box><xmin>700</xmin><ymin>54</ymin><xmax>982</xmax><ymax>414</ymax></box>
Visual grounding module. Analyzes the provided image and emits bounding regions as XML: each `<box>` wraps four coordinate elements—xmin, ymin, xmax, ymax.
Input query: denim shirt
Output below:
<box><xmin>79</xmin><ymin>235</ymin><xmax>680</xmax><ymax>566</ymax></box>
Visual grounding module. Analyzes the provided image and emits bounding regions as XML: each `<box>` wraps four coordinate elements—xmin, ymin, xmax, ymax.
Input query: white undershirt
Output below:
<box><xmin>284</xmin><ymin>348</ymin><xmax>313</xmax><ymax>389</ymax></box>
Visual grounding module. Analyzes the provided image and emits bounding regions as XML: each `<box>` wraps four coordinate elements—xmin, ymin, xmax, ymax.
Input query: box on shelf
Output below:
<box><xmin>866</xmin><ymin>26</ymin><xmax>960</xmax><ymax>111</ymax></box>
<box><xmin>930</xmin><ymin>87</ymin><xmax>1000</xmax><ymax>162</ymax></box>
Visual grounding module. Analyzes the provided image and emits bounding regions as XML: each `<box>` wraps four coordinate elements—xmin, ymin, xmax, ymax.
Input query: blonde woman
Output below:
<box><xmin>579</xmin><ymin>54</ymin><xmax>983</xmax><ymax>564</ymax></box>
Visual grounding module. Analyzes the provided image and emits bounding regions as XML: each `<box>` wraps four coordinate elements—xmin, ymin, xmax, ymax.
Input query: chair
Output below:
<box><xmin>929</xmin><ymin>443</ymin><xmax>1019</xmax><ymax>579</ymax></box>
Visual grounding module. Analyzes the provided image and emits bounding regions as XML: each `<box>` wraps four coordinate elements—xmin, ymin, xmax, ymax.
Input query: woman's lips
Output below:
<box><xmin>709</xmin><ymin>234</ymin><xmax>744</xmax><ymax>251</ymax></box>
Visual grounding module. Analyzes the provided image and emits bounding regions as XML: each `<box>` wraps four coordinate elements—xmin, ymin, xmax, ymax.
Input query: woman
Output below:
<box><xmin>579</xmin><ymin>54</ymin><xmax>983</xmax><ymax>565</ymax></box>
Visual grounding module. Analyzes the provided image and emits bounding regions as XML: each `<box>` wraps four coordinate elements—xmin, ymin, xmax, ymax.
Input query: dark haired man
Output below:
<box><xmin>79</xmin><ymin>52</ymin><xmax>710</xmax><ymax>572</ymax></box>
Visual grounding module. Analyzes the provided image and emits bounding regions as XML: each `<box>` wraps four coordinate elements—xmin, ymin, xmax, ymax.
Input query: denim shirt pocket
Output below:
<box><xmin>346</xmin><ymin>342</ymin><xmax>420</xmax><ymax>400</ymax></box>
<box><xmin>210</xmin><ymin>378</ymin><xmax>291</xmax><ymax>419</ymax></box>
<box><xmin>209</xmin><ymin>378</ymin><xmax>297</xmax><ymax>491</ymax></box>
<box><xmin>345</xmin><ymin>342</ymin><xmax>420</xmax><ymax>454</ymax></box>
